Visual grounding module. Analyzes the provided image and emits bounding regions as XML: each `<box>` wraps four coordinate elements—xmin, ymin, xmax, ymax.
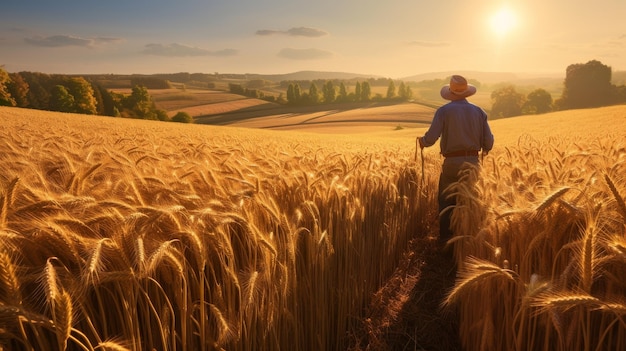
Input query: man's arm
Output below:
<box><xmin>419</xmin><ymin>111</ymin><xmax>444</xmax><ymax>149</ymax></box>
<box><xmin>481</xmin><ymin>118</ymin><xmax>494</xmax><ymax>153</ymax></box>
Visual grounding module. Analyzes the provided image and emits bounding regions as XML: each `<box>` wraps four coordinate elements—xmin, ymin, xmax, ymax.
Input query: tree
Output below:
<box><xmin>308</xmin><ymin>83</ymin><xmax>319</xmax><ymax>104</ymax></box>
<box><xmin>490</xmin><ymin>85</ymin><xmax>526</xmax><ymax>118</ymax></box>
<box><xmin>65</xmin><ymin>77</ymin><xmax>97</xmax><ymax>114</ymax></box>
<box><xmin>338</xmin><ymin>82</ymin><xmax>348</xmax><ymax>102</ymax></box>
<box><xmin>360</xmin><ymin>81</ymin><xmax>371</xmax><ymax>101</ymax></box>
<box><xmin>287</xmin><ymin>83</ymin><xmax>296</xmax><ymax>104</ymax></box>
<box><xmin>19</xmin><ymin>71</ymin><xmax>50</xmax><ymax>110</ymax></box>
<box><xmin>386</xmin><ymin>80</ymin><xmax>396</xmax><ymax>99</ymax></box>
<box><xmin>355</xmin><ymin>82</ymin><xmax>362</xmax><ymax>101</ymax></box>
<box><xmin>396</xmin><ymin>81</ymin><xmax>414</xmax><ymax>101</ymax></box>
<box><xmin>123</xmin><ymin>85</ymin><xmax>157</xmax><ymax>119</ymax></box>
<box><xmin>95</xmin><ymin>84</ymin><xmax>117</xmax><ymax>116</ymax></box>
<box><xmin>171</xmin><ymin>111</ymin><xmax>193</xmax><ymax>123</ymax></box>
<box><xmin>91</xmin><ymin>82</ymin><xmax>105</xmax><ymax>115</ymax></box>
<box><xmin>397</xmin><ymin>82</ymin><xmax>406</xmax><ymax>100</ymax></box>
<box><xmin>228</xmin><ymin>83</ymin><xmax>245</xmax><ymax>95</ymax></box>
<box><xmin>616</xmin><ymin>85</ymin><xmax>626</xmax><ymax>104</ymax></box>
<box><xmin>323</xmin><ymin>80</ymin><xmax>335</xmax><ymax>103</ymax></box>
<box><xmin>556</xmin><ymin>60</ymin><xmax>614</xmax><ymax>109</ymax></box>
<box><xmin>155</xmin><ymin>109</ymin><xmax>170</xmax><ymax>121</ymax></box>
<box><xmin>294</xmin><ymin>84</ymin><xmax>301</xmax><ymax>103</ymax></box>
<box><xmin>287</xmin><ymin>83</ymin><xmax>303</xmax><ymax>105</ymax></box>
<box><xmin>522</xmin><ymin>88</ymin><xmax>553</xmax><ymax>114</ymax></box>
<box><xmin>0</xmin><ymin>67</ymin><xmax>16</xmax><ymax>106</ymax></box>
<box><xmin>7</xmin><ymin>72</ymin><xmax>29</xmax><ymax>107</ymax></box>
<box><xmin>50</xmin><ymin>85</ymin><xmax>75</xmax><ymax>112</ymax></box>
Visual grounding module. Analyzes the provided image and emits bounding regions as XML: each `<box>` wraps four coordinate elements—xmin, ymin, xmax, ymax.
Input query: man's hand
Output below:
<box><xmin>418</xmin><ymin>137</ymin><xmax>425</xmax><ymax>149</ymax></box>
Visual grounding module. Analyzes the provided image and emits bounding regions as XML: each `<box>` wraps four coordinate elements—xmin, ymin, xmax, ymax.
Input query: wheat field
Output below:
<box><xmin>0</xmin><ymin>105</ymin><xmax>625</xmax><ymax>350</ymax></box>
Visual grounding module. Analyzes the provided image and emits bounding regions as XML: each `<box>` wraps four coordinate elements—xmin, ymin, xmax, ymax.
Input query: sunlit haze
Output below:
<box><xmin>1</xmin><ymin>0</ymin><xmax>625</xmax><ymax>77</ymax></box>
<box><xmin>489</xmin><ymin>7</ymin><xmax>517</xmax><ymax>39</ymax></box>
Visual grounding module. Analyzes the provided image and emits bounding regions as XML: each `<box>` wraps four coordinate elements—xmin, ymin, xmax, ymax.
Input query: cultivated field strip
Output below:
<box><xmin>0</xmin><ymin>108</ymin><xmax>436</xmax><ymax>350</ymax></box>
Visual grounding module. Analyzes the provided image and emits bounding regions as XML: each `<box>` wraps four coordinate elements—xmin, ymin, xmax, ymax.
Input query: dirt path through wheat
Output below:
<box><xmin>351</xmin><ymin>235</ymin><xmax>462</xmax><ymax>351</ymax></box>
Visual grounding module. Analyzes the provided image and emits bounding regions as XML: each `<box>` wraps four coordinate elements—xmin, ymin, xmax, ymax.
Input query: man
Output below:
<box><xmin>418</xmin><ymin>75</ymin><xmax>494</xmax><ymax>246</ymax></box>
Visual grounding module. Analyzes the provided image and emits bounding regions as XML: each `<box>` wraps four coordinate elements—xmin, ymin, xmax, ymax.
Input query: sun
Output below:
<box><xmin>489</xmin><ymin>7</ymin><xmax>517</xmax><ymax>38</ymax></box>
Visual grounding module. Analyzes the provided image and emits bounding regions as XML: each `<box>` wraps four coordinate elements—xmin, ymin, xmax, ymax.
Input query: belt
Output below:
<box><xmin>443</xmin><ymin>150</ymin><xmax>479</xmax><ymax>158</ymax></box>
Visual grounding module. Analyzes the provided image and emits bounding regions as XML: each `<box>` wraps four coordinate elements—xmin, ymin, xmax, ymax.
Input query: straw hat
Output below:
<box><xmin>440</xmin><ymin>75</ymin><xmax>476</xmax><ymax>100</ymax></box>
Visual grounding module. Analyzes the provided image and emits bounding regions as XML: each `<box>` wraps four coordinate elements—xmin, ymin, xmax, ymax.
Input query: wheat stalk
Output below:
<box><xmin>604</xmin><ymin>174</ymin><xmax>626</xmax><ymax>222</ymax></box>
<box><xmin>94</xmin><ymin>341</ymin><xmax>131</xmax><ymax>351</ymax></box>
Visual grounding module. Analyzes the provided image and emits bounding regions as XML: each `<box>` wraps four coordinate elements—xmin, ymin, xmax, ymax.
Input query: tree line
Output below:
<box><xmin>0</xmin><ymin>69</ymin><xmax>192</xmax><ymax>123</ymax></box>
<box><xmin>490</xmin><ymin>60</ymin><xmax>626</xmax><ymax>118</ymax></box>
<box><xmin>3</xmin><ymin>59</ymin><xmax>626</xmax><ymax>121</ymax></box>
<box><xmin>280</xmin><ymin>80</ymin><xmax>413</xmax><ymax>105</ymax></box>
<box><xmin>230</xmin><ymin>79</ymin><xmax>413</xmax><ymax>105</ymax></box>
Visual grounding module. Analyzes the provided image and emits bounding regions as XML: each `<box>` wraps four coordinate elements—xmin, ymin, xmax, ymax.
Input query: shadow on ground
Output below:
<box><xmin>349</xmin><ymin>237</ymin><xmax>462</xmax><ymax>351</ymax></box>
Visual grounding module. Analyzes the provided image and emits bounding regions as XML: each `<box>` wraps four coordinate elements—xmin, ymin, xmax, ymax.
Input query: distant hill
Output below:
<box><xmin>243</xmin><ymin>70</ymin><xmax>383</xmax><ymax>82</ymax></box>
<box><xmin>83</xmin><ymin>70</ymin><xmax>572</xmax><ymax>87</ymax></box>
<box><xmin>225</xmin><ymin>70</ymin><xmax>566</xmax><ymax>84</ymax></box>
<box><xmin>400</xmin><ymin>71</ymin><xmax>563</xmax><ymax>84</ymax></box>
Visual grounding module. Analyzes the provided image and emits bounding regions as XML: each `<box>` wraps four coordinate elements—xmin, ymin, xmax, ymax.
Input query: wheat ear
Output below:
<box><xmin>605</xmin><ymin>174</ymin><xmax>626</xmax><ymax>222</ymax></box>
<box><xmin>0</xmin><ymin>250</ymin><xmax>21</xmax><ymax>305</ymax></box>
<box><xmin>532</xmin><ymin>292</ymin><xmax>600</xmax><ymax>312</ymax></box>
<box><xmin>0</xmin><ymin>177</ymin><xmax>19</xmax><ymax>228</ymax></box>
<box><xmin>443</xmin><ymin>257</ymin><xmax>515</xmax><ymax>308</ymax></box>
<box><xmin>52</xmin><ymin>289</ymin><xmax>73</xmax><ymax>351</ymax></box>
<box><xmin>534</xmin><ymin>187</ymin><xmax>570</xmax><ymax>213</ymax></box>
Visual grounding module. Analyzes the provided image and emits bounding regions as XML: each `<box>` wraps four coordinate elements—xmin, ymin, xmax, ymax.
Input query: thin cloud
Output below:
<box><xmin>277</xmin><ymin>47</ymin><xmax>333</xmax><ymax>60</ymax></box>
<box><xmin>25</xmin><ymin>35</ymin><xmax>93</xmax><ymax>47</ymax></box>
<box><xmin>256</xmin><ymin>26</ymin><xmax>328</xmax><ymax>38</ymax></box>
<box><xmin>287</xmin><ymin>27</ymin><xmax>328</xmax><ymax>37</ymax></box>
<box><xmin>407</xmin><ymin>40</ymin><xmax>450</xmax><ymax>48</ymax></box>
<box><xmin>24</xmin><ymin>34</ymin><xmax>123</xmax><ymax>47</ymax></box>
<box><xmin>607</xmin><ymin>34</ymin><xmax>626</xmax><ymax>47</ymax></box>
<box><xmin>211</xmin><ymin>48</ymin><xmax>239</xmax><ymax>57</ymax></box>
<box><xmin>256</xmin><ymin>29</ymin><xmax>281</xmax><ymax>36</ymax></box>
<box><xmin>94</xmin><ymin>37</ymin><xmax>124</xmax><ymax>44</ymax></box>
<box><xmin>142</xmin><ymin>43</ymin><xmax>238</xmax><ymax>57</ymax></box>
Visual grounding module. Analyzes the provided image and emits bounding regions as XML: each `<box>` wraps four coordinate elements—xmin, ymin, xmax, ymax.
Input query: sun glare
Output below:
<box><xmin>489</xmin><ymin>7</ymin><xmax>517</xmax><ymax>38</ymax></box>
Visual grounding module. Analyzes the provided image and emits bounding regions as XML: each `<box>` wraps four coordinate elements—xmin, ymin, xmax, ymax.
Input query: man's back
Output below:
<box><xmin>421</xmin><ymin>99</ymin><xmax>494</xmax><ymax>155</ymax></box>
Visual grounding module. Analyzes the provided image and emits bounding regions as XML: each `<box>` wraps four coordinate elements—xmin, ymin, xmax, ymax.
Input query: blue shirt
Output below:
<box><xmin>421</xmin><ymin>99</ymin><xmax>494</xmax><ymax>155</ymax></box>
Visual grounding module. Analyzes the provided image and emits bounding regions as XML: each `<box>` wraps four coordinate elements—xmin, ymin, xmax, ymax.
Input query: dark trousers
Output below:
<box><xmin>437</xmin><ymin>156</ymin><xmax>479</xmax><ymax>246</ymax></box>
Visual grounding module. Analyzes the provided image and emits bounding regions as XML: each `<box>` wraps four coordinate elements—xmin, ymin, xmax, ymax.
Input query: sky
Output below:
<box><xmin>1</xmin><ymin>0</ymin><xmax>625</xmax><ymax>78</ymax></box>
